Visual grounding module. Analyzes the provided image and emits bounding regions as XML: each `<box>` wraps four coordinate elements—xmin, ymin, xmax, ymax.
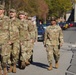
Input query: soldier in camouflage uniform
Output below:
<box><xmin>0</xmin><ymin>5</ymin><xmax>11</xmax><ymax>75</ymax></box>
<box><xmin>28</xmin><ymin>17</ymin><xmax>38</xmax><ymax>63</ymax></box>
<box><xmin>18</xmin><ymin>11</ymin><xmax>35</xmax><ymax>69</ymax></box>
<box><xmin>8</xmin><ymin>9</ymin><xmax>20</xmax><ymax>73</ymax></box>
<box><xmin>44</xmin><ymin>19</ymin><xmax>63</xmax><ymax>70</ymax></box>
<box><xmin>25</xmin><ymin>15</ymin><xmax>38</xmax><ymax>63</ymax></box>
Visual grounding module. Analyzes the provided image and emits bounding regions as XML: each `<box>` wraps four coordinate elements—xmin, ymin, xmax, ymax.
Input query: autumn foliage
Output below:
<box><xmin>1</xmin><ymin>0</ymin><xmax>72</xmax><ymax>20</ymax></box>
<box><xmin>5</xmin><ymin>0</ymin><xmax>48</xmax><ymax>20</ymax></box>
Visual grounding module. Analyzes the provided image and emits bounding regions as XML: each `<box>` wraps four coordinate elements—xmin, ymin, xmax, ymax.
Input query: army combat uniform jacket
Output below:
<box><xmin>0</xmin><ymin>16</ymin><xmax>11</xmax><ymax>65</ymax></box>
<box><xmin>44</xmin><ymin>25</ymin><xmax>63</xmax><ymax>46</ymax></box>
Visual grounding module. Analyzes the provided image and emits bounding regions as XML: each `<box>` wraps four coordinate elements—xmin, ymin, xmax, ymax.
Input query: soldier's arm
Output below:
<box><xmin>4</xmin><ymin>17</ymin><xmax>11</xmax><ymax>44</ymax></box>
<box><xmin>44</xmin><ymin>28</ymin><xmax>48</xmax><ymax>46</ymax></box>
<box><xmin>18</xmin><ymin>21</ymin><xmax>22</xmax><ymax>43</ymax></box>
<box><xmin>59</xmin><ymin>27</ymin><xmax>64</xmax><ymax>46</ymax></box>
<box><xmin>8</xmin><ymin>21</ymin><xmax>13</xmax><ymax>44</ymax></box>
<box><xmin>28</xmin><ymin>21</ymin><xmax>36</xmax><ymax>42</ymax></box>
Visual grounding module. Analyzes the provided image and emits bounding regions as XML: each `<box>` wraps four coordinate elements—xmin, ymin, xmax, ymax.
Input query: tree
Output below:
<box><xmin>37</xmin><ymin>0</ymin><xmax>48</xmax><ymax>21</ymax></box>
<box><xmin>4</xmin><ymin>0</ymin><xmax>72</xmax><ymax>19</ymax></box>
<box><xmin>45</xmin><ymin>0</ymin><xmax>72</xmax><ymax>17</ymax></box>
<box><xmin>4</xmin><ymin>0</ymin><xmax>48</xmax><ymax>20</ymax></box>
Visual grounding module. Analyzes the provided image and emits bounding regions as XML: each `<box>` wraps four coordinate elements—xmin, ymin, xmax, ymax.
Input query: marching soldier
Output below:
<box><xmin>18</xmin><ymin>11</ymin><xmax>35</xmax><ymax>69</ymax></box>
<box><xmin>0</xmin><ymin>5</ymin><xmax>11</xmax><ymax>75</ymax></box>
<box><xmin>44</xmin><ymin>18</ymin><xmax>63</xmax><ymax>70</ymax></box>
<box><xmin>28</xmin><ymin>16</ymin><xmax>38</xmax><ymax>63</ymax></box>
<box><xmin>8</xmin><ymin>9</ymin><xmax>21</xmax><ymax>73</ymax></box>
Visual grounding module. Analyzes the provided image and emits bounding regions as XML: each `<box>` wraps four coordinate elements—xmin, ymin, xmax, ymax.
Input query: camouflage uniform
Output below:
<box><xmin>44</xmin><ymin>25</ymin><xmax>63</xmax><ymax>65</ymax></box>
<box><xmin>9</xmin><ymin>18</ymin><xmax>20</xmax><ymax>64</ymax></box>
<box><xmin>7</xmin><ymin>9</ymin><xmax>21</xmax><ymax>73</ymax></box>
<box><xmin>0</xmin><ymin>14</ymin><xmax>11</xmax><ymax>74</ymax></box>
<box><xmin>19</xmin><ymin>11</ymin><xmax>37</xmax><ymax>67</ymax></box>
<box><xmin>19</xmin><ymin>19</ymin><xmax>34</xmax><ymax>63</ymax></box>
<box><xmin>27</xmin><ymin>18</ymin><xmax>38</xmax><ymax>62</ymax></box>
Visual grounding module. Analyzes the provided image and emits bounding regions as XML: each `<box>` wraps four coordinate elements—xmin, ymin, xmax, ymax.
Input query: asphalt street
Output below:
<box><xmin>8</xmin><ymin>27</ymin><xmax>76</xmax><ymax>75</ymax></box>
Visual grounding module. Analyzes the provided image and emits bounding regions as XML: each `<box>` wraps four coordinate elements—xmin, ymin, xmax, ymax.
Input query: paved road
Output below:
<box><xmin>63</xmin><ymin>27</ymin><xmax>76</xmax><ymax>43</ymax></box>
<box><xmin>8</xmin><ymin>27</ymin><xmax>76</xmax><ymax>75</ymax></box>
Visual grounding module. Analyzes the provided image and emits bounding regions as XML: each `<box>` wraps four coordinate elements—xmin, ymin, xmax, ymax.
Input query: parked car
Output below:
<box><xmin>37</xmin><ymin>25</ymin><xmax>45</xmax><ymax>41</ymax></box>
<box><xmin>58</xmin><ymin>22</ymin><xmax>69</xmax><ymax>30</ymax></box>
<box><xmin>42</xmin><ymin>24</ymin><xmax>50</xmax><ymax>29</ymax></box>
<box><xmin>66</xmin><ymin>21</ymin><xmax>74</xmax><ymax>27</ymax></box>
<box><xmin>73</xmin><ymin>22</ymin><xmax>76</xmax><ymax>27</ymax></box>
<box><xmin>66</xmin><ymin>21</ymin><xmax>76</xmax><ymax>27</ymax></box>
<box><xmin>70</xmin><ymin>22</ymin><xmax>76</xmax><ymax>27</ymax></box>
<box><xmin>37</xmin><ymin>23</ymin><xmax>50</xmax><ymax>41</ymax></box>
<box><xmin>69</xmin><ymin>22</ymin><xmax>74</xmax><ymax>27</ymax></box>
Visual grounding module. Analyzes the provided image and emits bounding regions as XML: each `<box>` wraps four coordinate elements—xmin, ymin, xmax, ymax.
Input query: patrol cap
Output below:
<box><xmin>9</xmin><ymin>9</ymin><xmax>16</xmax><ymax>13</ymax></box>
<box><xmin>0</xmin><ymin>5</ymin><xmax>4</xmax><ymax>10</ymax></box>
<box><xmin>19</xmin><ymin>11</ymin><xmax>25</xmax><ymax>15</ymax></box>
<box><xmin>25</xmin><ymin>12</ymin><xmax>28</xmax><ymax>16</ymax></box>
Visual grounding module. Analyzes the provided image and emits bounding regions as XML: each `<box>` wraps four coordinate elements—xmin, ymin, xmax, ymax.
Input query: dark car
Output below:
<box><xmin>73</xmin><ymin>22</ymin><xmax>76</xmax><ymax>27</ymax></box>
<box><xmin>58</xmin><ymin>22</ymin><xmax>69</xmax><ymax>30</ymax></box>
<box><xmin>37</xmin><ymin>25</ymin><xmax>45</xmax><ymax>41</ymax></box>
<box><xmin>42</xmin><ymin>24</ymin><xmax>50</xmax><ymax>29</ymax></box>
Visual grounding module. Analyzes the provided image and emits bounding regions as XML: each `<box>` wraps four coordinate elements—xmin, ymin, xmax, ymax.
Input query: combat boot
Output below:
<box><xmin>0</xmin><ymin>69</ymin><xmax>2</xmax><ymax>75</ymax></box>
<box><xmin>55</xmin><ymin>61</ymin><xmax>59</xmax><ymax>69</ymax></box>
<box><xmin>21</xmin><ymin>61</ymin><xmax>26</xmax><ymax>69</ymax></box>
<box><xmin>12</xmin><ymin>64</ymin><xmax>16</xmax><ymax>73</ymax></box>
<box><xmin>3</xmin><ymin>68</ymin><xmax>8</xmax><ymax>75</ymax></box>
<box><xmin>48</xmin><ymin>64</ymin><xmax>52</xmax><ymax>70</ymax></box>
<box><xmin>25</xmin><ymin>60</ymin><xmax>30</xmax><ymax>66</ymax></box>
<box><xmin>8</xmin><ymin>65</ymin><xmax>13</xmax><ymax>73</ymax></box>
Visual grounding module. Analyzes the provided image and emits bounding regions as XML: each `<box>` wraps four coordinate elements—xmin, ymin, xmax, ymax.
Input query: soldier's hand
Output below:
<box><xmin>20</xmin><ymin>42</ymin><xmax>23</xmax><ymax>45</ymax></box>
<box><xmin>60</xmin><ymin>43</ymin><xmax>63</xmax><ymax>47</ymax></box>
<box><xmin>8</xmin><ymin>41</ymin><xmax>12</xmax><ymax>45</ymax></box>
<box><xmin>30</xmin><ymin>39</ymin><xmax>34</xmax><ymax>43</ymax></box>
<box><xmin>34</xmin><ymin>39</ymin><xmax>38</xmax><ymax>43</ymax></box>
<box><xmin>35</xmin><ymin>40</ymin><xmax>38</xmax><ymax>43</ymax></box>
